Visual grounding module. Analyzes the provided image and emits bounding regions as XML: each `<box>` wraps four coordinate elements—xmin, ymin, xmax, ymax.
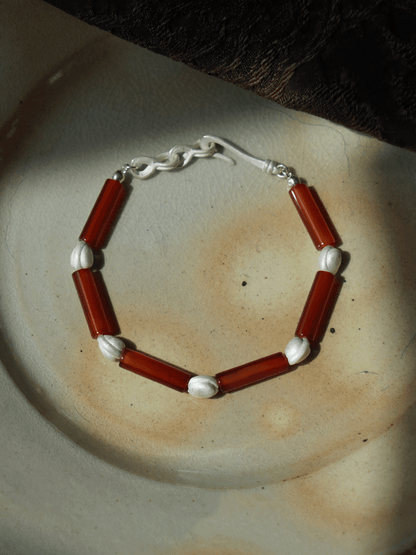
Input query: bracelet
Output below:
<box><xmin>70</xmin><ymin>136</ymin><xmax>343</xmax><ymax>399</ymax></box>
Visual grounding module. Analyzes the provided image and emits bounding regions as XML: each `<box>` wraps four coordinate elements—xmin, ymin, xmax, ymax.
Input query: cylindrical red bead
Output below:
<box><xmin>79</xmin><ymin>178</ymin><xmax>126</xmax><ymax>249</ymax></box>
<box><xmin>119</xmin><ymin>348</ymin><xmax>193</xmax><ymax>392</ymax></box>
<box><xmin>289</xmin><ymin>183</ymin><xmax>337</xmax><ymax>250</ymax></box>
<box><xmin>215</xmin><ymin>352</ymin><xmax>289</xmax><ymax>394</ymax></box>
<box><xmin>72</xmin><ymin>269</ymin><xmax>120</xmax><ymax>338</ymax></box>
<box><xmin>296</xmin><ymin>271</ymin><xmax>342</xmax><ymax>345</ymax></box>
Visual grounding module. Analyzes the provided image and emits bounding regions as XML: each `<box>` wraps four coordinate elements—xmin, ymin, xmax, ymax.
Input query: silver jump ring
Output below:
<box><xmin>274</xmin><ymin>164</ymin><xmax>290</xmax><ymax>179</ymax></box>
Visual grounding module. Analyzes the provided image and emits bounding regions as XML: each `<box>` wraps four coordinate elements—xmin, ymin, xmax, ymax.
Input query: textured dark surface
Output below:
<box><xmin>43</xmin><ymin>0</ymin><xmax>416</xmax><ymax>151</ymax></box>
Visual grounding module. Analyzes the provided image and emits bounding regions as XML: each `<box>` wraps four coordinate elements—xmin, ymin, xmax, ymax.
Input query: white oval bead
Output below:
<box><xmin>70</xmin><ymin>241</ymin><xmax>94</xmax><ymax>270</ymax></box>
<box><xmin>188</xmin><ymin>375</ymin><xmax>219</xmax><ymax>399</ymax></box>
<box><xmin>97</xmin><ymin>335</ymin><xmax>125</xmax><ymax>361</ymax></box>
<box><xmin>318</xmin><ymin>245</ymin><xmax>342</xmax><ymax>274</ymax></box>
<box><xmin>285</xmin><ymin>336</ymin><xmax>311</xmax><ymax>365</ymax></box>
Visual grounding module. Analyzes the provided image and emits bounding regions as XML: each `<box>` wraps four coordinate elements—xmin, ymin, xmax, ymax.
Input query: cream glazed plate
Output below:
<box><xmin>1</xmin><ymin>0</ymin><xmax>416</xmax><ymax>553</ymax></box>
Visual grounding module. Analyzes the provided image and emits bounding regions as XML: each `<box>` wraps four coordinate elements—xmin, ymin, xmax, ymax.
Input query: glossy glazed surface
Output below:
<box><xmin>119</xmin><ymin>348</ymin><xmax>193</xmax><ymax>392</ymax></box>
<box><xmin>216</xmin><ymin>352</ymin><xmax>289</xmax><ymax>393</ymax></box>
<box><xmin>296</xmin><ymin>271</ymin><xmax>342</xmax><ymax>345</ymax></box>
<box><xmin>80</xmin><ymin>178</ymin><xmax>126</xmax><ymax>249</ymax></box>
<box><xmin>289</xmin><ymin>183</ymin><xmax>338</xmax><ymax>250</ymax></box>
<box><xmin>72</xmin><ymin>269</ymin><xmax>120</xmax><ymax>338</ymax></box>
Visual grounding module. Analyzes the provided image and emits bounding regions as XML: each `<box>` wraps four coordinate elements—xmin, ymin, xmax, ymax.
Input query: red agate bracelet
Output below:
<box><xmin>70</xmin><ymin>136</ymin><xmax>343</xmax><ymax>399</ymax></box>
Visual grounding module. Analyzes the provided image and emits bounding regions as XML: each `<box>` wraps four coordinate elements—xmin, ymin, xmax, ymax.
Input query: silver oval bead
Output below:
<box><xmin>285</xmin><ymin>336</ymin><xmax>311</xmax><ymax>365</ymax></box>
<box><xmin>318</xmin><ymin>245</ymin><xmax>342</xmax><ymax>274</ymax></box>
<box><xmin>70</xmin><ymin>241</ymin><xmax>94</xmax><ymax>270</ymax></box>
<box><xmin>188</xmin><ymin>376</ymin><xmax>219</xmax><ymax>399</ymax></box>
<box><xmin>97</xmin><ymin>335</ymin><xmax>125</xmax><ymax>361</ymax></box>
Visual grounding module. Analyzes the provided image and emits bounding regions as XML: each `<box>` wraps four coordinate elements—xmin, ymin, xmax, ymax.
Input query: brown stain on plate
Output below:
<box><xmin>6</xmin><ymin>144</ymin><xmax>415</xmax><ymax>488</ymax></box>
<box><xmin>191</xmin><ymin>199</ymin><xmax>314</xmax><ymax>354</ymax></box>
<box><xmin>155</xmin><ymin>535</ymin><xmax>277</xmax><ymax>555</ymax></box>
<box><xmin>68</xmin><ymin>309</ymin><xmax>222</xmax><ymax>451</ymax></box>
<box><xmin>56</xmin><ymin>177</ymin><xmax>416</xmax><ymax>486</ymax></box>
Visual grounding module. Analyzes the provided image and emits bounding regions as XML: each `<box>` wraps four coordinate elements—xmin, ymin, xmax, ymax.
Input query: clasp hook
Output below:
<box><xmin>199</xmin><ymin>135</ymin><xmax>294</xmax><ymax>179</ymax></box>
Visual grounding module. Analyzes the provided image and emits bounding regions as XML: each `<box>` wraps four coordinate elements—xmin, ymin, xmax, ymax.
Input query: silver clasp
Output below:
<box><xmin>113</xmin><ymin>135</ymin><xmax>298</xmax><ymax>183</ymax></box>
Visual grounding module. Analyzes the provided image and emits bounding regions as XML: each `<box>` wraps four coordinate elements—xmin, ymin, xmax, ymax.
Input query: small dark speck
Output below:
<box><xmin>352</xmin><ymin>299</ymin><xmax>354</xmax><ymax>301</ymax></box>
<box><xmin>130</xmin><ymin>404</ymin><xmax>133</xmax><ymax>406</ymax></box>
<box><xmin>80</xmin><ymin>350</ymin><xmax>83</xmax><ymax>353</ymax></box>
<box><xmin>363</xmin><ymin>439</ymin><xmax>368</xmax><ymax>442</ymax></box>
<box><xmin>242</xmin><ymin>281</ymin><xmax>247</xmax><ymax>286</ymax></box>
<box><xmin>330</xmin><ymin>328</ymin><xmax>335</xmax><ymax>334</ymax></box>
<box><xmin>358</xmin><ymin>328</ymin><xmax>361</xmax><ymax>330</ymax></box>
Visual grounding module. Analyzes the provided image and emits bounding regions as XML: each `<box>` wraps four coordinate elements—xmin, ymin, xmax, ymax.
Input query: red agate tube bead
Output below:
<box><xmin>296</xmin><ymin>271</ymin><xmax>342</xmax><ymax>345</ymax></box>
<box><xmin>80</xmin><ymin>178</ymin><xmax>126</xmax><ymax>249</ymax></box>
<box><xmin>289</xmin><ymin>183</ymin><xmax>337</xmax><ymax>250</ymax></box>
<box><xmin>72</xmin><ymin>269</ymin><xmax>120</xmax><ymax>338</ymax></box>
<box><xmin>119</xmin><ymin>348</ymin><xmax>193</xmax><ymax>392</ymax></box>
<box><xmin>215</xmin><ymin>352</ymin><xmax>289</xmax><ymax>393</ymax></box>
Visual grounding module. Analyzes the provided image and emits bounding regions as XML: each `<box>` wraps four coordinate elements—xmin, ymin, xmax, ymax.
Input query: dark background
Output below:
<box><xmin>43</xmin><ymin>0</ymin><xmax>416</xmax><ymax>151</ymax></box>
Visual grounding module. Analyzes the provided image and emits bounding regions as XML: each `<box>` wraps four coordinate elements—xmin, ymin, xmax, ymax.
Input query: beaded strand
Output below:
<box><xmin>71</xmin><ymin>137</ymin><xmax>343</xmax><ymax>398</ymax></box>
